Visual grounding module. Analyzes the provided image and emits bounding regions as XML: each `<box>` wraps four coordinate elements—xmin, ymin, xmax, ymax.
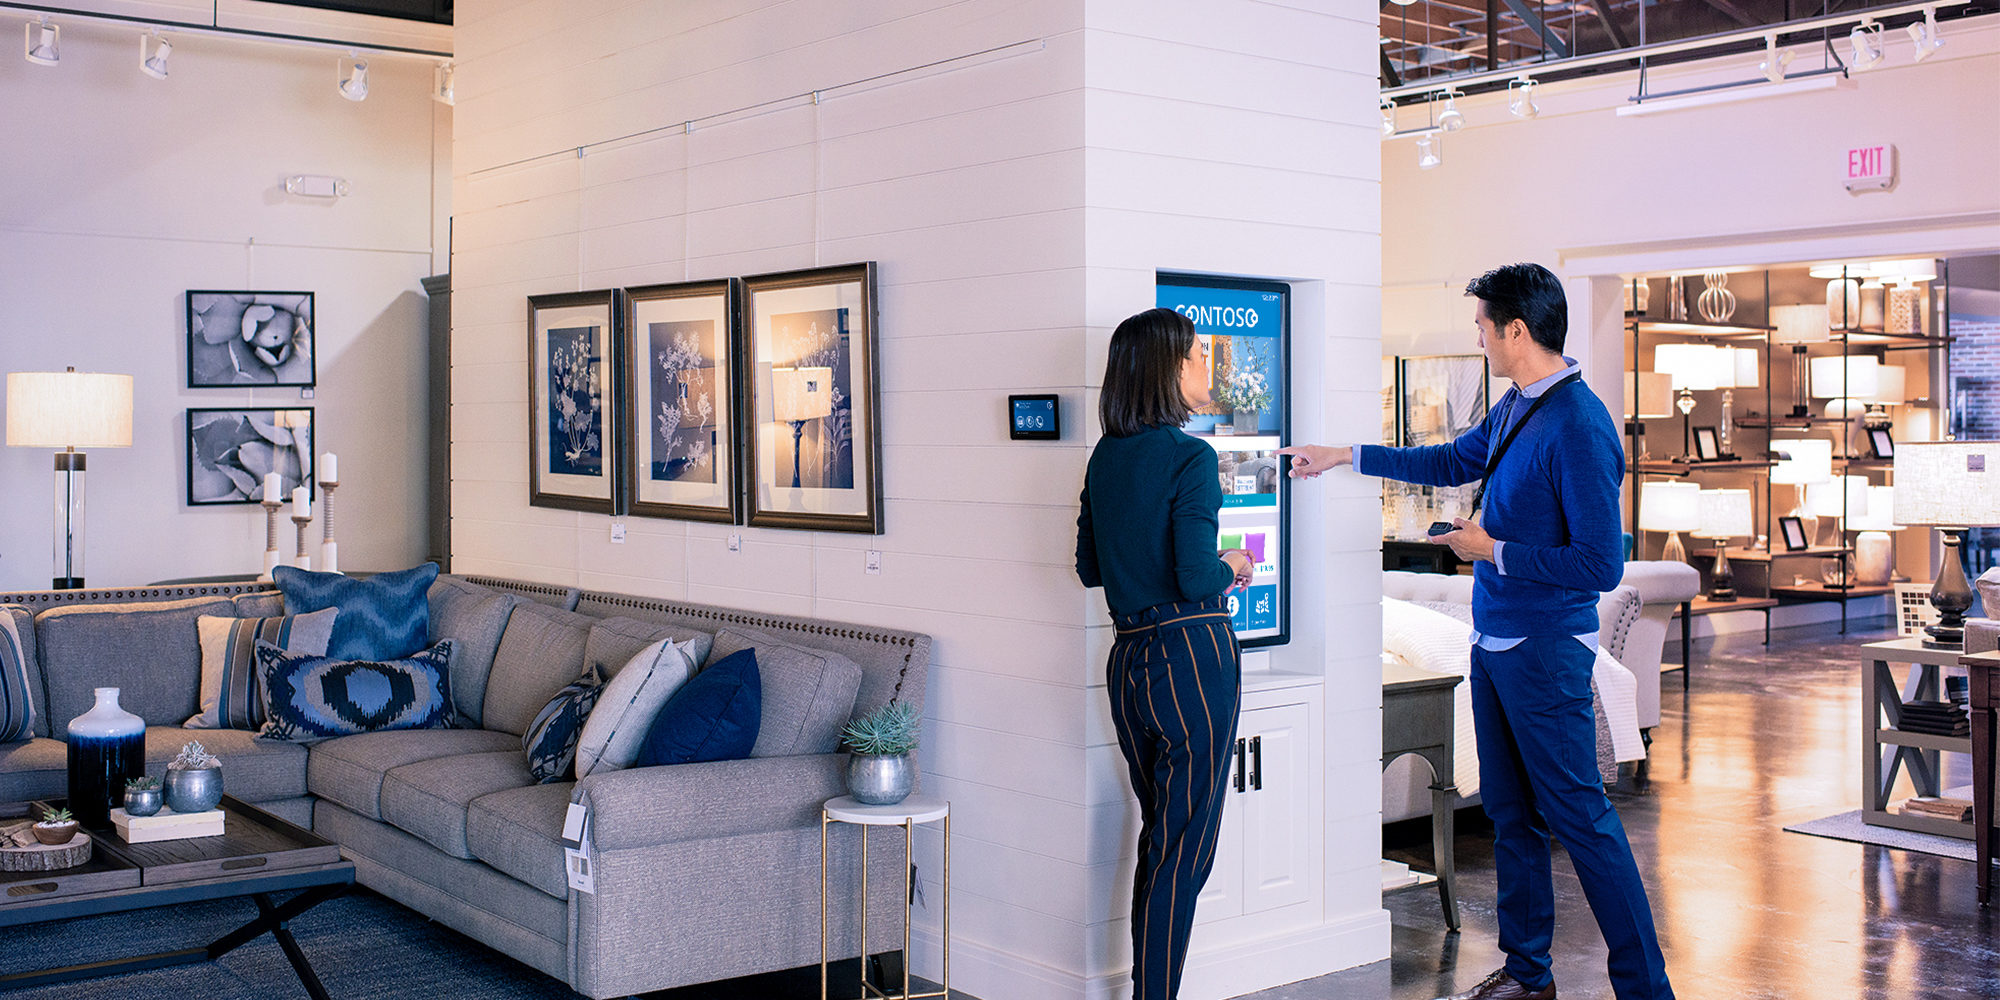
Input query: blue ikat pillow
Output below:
<box><xmin>254</xmin><ymin>639</ymin><xmax>455</xmax><ymax>742</ymax></box>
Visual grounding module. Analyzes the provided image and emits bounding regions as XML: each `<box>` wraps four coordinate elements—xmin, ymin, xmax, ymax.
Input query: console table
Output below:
<box><xmin>1962</xmin><ymin>650</ymin><xmax>1999</xmax><ymax>906</ymax></box>
<box><xmin>1860</xmin><ymin>638</ymin><xmax>1972</xmax><ymax>840</ymax></box>
<box><xmin>1382</xmin><ymin>660</ymin><xmax>1461</xmax><ymax>930</ymax></box>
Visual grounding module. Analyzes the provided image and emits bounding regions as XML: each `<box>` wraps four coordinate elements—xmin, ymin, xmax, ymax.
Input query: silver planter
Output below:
<box><xmin>123</xmin><ymin>786</ymin><xmax>163</xmax><ymax>817</ymax></box>
<box><xmin>164</xmin><ymin>766</ymin><xmax>223</xmax><ymax>814</ymax></box>
<box><xmin>846</xmin><ymin>753</ymin><xmax>914</xmax><ymax>806</ymax></box>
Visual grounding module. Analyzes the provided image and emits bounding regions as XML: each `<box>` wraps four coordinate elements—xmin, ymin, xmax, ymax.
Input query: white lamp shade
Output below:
<box><xmin>1869</xmin><ymin>365</ymin><xmax>1905</xmax><ymax>404</ymax></box>
<box><xmin>1639</xmin><ymin>480</ymin><xmax>1702</xmax><ymax>533</ymax></box>
<box><xmin>1806</xmin><ymin>475</ymin><xmax>1871</xmax><ymax>519</ymax></box>
<box><xmin>1624</xmin><ymin>371</ymin><xmax>1674</xmax><ymax>418</ymax></box>
<box><xmin>1893</xmin><ymin>441</ymin><xmax>2000</xmax><ymax>527</ymax></box>
<box><xmin>1769</xmin><ymin>437</ymin><xmax>1833</xmax><ymax>486</ymax></box>
<box><xmin>1731</xmin><ymin>348</ymin><xmax>1760</xmax><ymax>389</ymax></box>
<box><xmin>1696</xmin><ymin>489</ymin><xmax>1753</xmax><ymax>540</ymax></box>
<box><xmin>1849</xmin><ymin>485</ymin><xmax>1903</xmax><ymax>532</ymax></box>
<box><xmin>6</xmin><ymin>371</ymin><xmax>133</xmax><ymax>448</ymax></box>
<box><xmin>1770</xmin><ymin>303</ymin><xmax>1831</xmax><ymax>345</ymax></box>
<box><xmin>1653</xmin><ymin>343</ymin><xmax>1725</xmax><ymax>391</ymax></box>
<box><xmin>770</xmin><ymin>366</ymin><xmax>834</xmax><ymax>423</ymax></box>
<box><xmin>1809</xmin><ymin>354</ymin><xmax>1879</xmax><ymax>400</ymax></box>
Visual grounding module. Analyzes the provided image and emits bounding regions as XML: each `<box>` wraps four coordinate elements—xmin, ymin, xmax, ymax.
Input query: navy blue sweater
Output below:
<box><xmin>1076</xmin><ymin>425</ymin><xmax>1233</xmax><ymax>617</ymax></box>
<box><xmin>1358</xmin><ymin>378</ymin><xmax>1623</xmax><ymax>637</ymax></box>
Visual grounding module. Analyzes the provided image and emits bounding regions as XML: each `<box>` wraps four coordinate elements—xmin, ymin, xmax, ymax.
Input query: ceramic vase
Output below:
<box><xmin>66</xmin><ymin>687</ymin><xmax>145</xmax><ymax>829</ymax></box>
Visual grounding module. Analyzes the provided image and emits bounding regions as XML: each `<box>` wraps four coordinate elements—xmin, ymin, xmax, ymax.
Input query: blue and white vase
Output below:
<box><xmin>67</xmin><ymin>687</ymin><xmax>145</xmax><ymax>828</ymax></box>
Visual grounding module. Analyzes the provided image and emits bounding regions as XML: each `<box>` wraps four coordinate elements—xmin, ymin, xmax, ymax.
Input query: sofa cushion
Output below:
<box><xmin>1</xmin><ymin>607</ymin><xmax>45</xmax><ymax>738</ymax></box>
<box><xmin>523</xmin><ymin>668</ymin><xmax>601</xmax><ymax>784</ymax></box>
<box><xmin>36</xmin><ymin>595</ymin><xmax>233</xmax><ymax>727</ymax></box>
<box><xmin>380</xmin><ymin>750</ymin><xmax>537</xmax><ymax>859</ymax></box>
<box><xmin>0</xmin><ymin>727</ymin><xmax>309</xmax><ymax>803</ymax></box>
<box><xmin>428</xmin><ymin>575</ymin><xmax>522</xmax><ymax>727</ymax></box>
<box><xmin>257</xmin><ymin>641</ymin><xmax>455</xmax><ymax>743</ymax></box>
<box><xmin>231</xmin><ymin>591</ymin><xmax>286</xmax><ymax>618</ymax></box>
<box><xmin>484</xmin><ymin>602</ymin><xmax>595</xmax><ymax>738</ymax></box>
<box><xmin>273</xmin><ymin>563</ymin><xmax>439</xmax><ymax>661</ymax></box>
<box><xmin>0</xmin><ymin>737</ymin><xmax>70</xmax><ymax>801</ymax></box>
<box><xmin>0</xmin><ymin>614</ymin><xmax>36</xmax><ymax>742</ymax></box>
<box><xmin>635</xmin><ymin>647</ymin><xmax>761</xmax><ymax>767</ymax></box>
<box><xmin>581</xmin><ymin>616</ymin><xmax>713</xmax><ymax>681</ymax></box>
<box><xmin>187</xmin><ymin>609</ymin><xmax>339</xmax><ymax>730</ymax></box>
<box><xmin>307</xmin><ymin>728</ymin><xmax>519</xmax><ymax>820</ymax></box>
<box><xmin>465</xmin><ymin>781</ymin><xmax>575</xmax><ymax>899</ymax></box>
<box><xmin>708</xmin><ymin>628</ymin><xmax>864</xmax><ymax>758</ymax></box>
<box><xmin>575</xmin><ymin>638</ymin><xmax>697</xmax><ymax>777</ymax></box>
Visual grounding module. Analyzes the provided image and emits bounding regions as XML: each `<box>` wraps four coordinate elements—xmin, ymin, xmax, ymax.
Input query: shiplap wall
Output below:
<box><xmin>449</xmin><ymin>2</ymin><xmax>1385</xmax><ymax>996</ymax></box>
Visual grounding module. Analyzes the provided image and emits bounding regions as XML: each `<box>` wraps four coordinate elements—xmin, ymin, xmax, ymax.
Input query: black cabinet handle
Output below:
<box><xmin>1250</xmin><ymin>736</ymin><xmax>1263</xmax><ymax>791</ymax></box>
<box><xmin>1233</xmin><ymin>738</ymin><xmax>1247</xmax><ymax>792</ymax></box>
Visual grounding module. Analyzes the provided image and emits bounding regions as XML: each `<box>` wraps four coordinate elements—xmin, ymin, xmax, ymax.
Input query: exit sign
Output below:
<box><xmin>1845</xmin><ymin>143</ymin><xmax>1896</xmax><ymax>192</ymax></box>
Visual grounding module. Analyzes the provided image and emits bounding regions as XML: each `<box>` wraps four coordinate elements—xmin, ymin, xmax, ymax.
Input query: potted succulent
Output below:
<box><xmin>124</xmin><ymin>776</ymin><xmax>163</xmax><ymax>817</ymax></box>
<box><xmin>164</xmin><ymin>741</ymin><xmax>224</xmax><ymax>814</ymax></box>
<box><xmin>33</xmin><ymin>807</ymin><xmax>78</xmax><ymax>846</ymax></box>
<box><xmin>840</xmin><ymin>701</ymin><xmax>921</xmax><ymax>806</ymax></box>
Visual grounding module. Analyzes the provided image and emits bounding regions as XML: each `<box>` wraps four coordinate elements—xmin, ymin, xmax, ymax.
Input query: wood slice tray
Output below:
<box><xmin>0</xmin><ymin>833</ymin><xmax>92</xmax><ymax>872</ymax></box>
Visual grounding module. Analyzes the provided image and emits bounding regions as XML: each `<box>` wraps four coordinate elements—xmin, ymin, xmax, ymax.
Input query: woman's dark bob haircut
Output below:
<box><xmin>1100</xmin><ymin>307</ymin><xmax>1197</xmax><ymax>438</ymax></box>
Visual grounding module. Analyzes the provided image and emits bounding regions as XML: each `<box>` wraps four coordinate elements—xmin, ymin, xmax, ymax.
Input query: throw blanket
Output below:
<box><xmin>1383</xmin><ymin>597</ymin><xmax>1644</xmax><ymax>792</ymax></box>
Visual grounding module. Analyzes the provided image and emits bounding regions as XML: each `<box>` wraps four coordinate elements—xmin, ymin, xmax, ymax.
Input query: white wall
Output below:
<box><xmin>449</xmin><ymin>1</ymin><xmax>1384</xmax><ymax>997</ymax></box>
<box><xmin>0</xmin><ymin>13</ymin><xmax>449</xmax><ymax>590</ymax></box>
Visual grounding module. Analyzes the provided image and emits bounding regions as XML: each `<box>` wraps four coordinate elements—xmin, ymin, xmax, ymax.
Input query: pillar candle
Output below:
<box><xmin>263</xmin><ymin>472</ymin><xmax>282</xmax><ymax>504</ymax></box>
<box><xmin>292</xmin><ymin>485</ymin><xmax>311</xmax><ymax>520</ymax></box>
<box><xmin>321</xmin><ymin>452</ymin><xmax>338</xmax><ymax>484</ymax></box>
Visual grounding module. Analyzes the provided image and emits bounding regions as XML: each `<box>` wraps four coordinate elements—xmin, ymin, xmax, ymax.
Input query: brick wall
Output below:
<box><xmin>1951</xmin><ymin>313</ymin><xmax>2000</xmax><ymax>576</ymax></box>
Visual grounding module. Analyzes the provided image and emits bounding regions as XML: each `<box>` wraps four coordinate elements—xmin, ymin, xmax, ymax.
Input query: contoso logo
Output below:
<box><xmin>1173</xmin><ymin>304</ymin><xmax>1260</xmax><ymax>329</ymax></box>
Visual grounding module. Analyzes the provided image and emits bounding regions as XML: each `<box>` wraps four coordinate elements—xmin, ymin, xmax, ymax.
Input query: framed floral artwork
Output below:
<box><xmin>1397</xmin><ymin>354</ymin><xmax>1490</xmax><ymax>448</ymax></box>
<box><xmin>619</xmin><ymin>278</ymin><xmax>742</xmax><ymax>523</ymax></box>
<box><xmin>186</xmin><ymin>291</ymin><xmax>316</xmax><ymax>387</ymax></box>
<box><xmin>528</xmin><ymin>290</ymin><xmax>621</xmax><ymax>514</ymax></box>
<box><xmin>743</xmin><ymin>263</ymin><xmax>883</xmax><ymax>533</ymax></box>
<box><xmin>185</xmin><ymin>407</ymin><xmax>314</xmax><ymax>505</ymax></box>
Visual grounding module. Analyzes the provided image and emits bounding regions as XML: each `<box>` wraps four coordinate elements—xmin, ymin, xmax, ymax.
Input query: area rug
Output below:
<box><xmin>1783</xmin><ymin>810</ymin><xmax>1976</xmax><ymax>862</ymax></box>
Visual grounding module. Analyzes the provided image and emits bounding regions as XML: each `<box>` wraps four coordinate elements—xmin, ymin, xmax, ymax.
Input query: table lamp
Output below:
<box><xmin>770</xmin><ymin>366</ymin><xmax>833</xmax><ymax>490</ymax></box>
<box><xmin>1696</xmin><ymin>488</ymin><xmax>1753</xmax><ymax>600</ymax></box>
<box><xmin>1806</xmin><ymin>474</ymin><xmax>1871</xmax><ymax>547</ymax></box>
<box><xmin>1652</xmin><ymin>344</ymin><xmax>1725</xmax><ymax>461</ymax></box>
<box><xmin>6</xmin><ymin>368</ymin><xmax>134</xmax><ymax>589</ymax></box>
<box><xmin>1769</xmin><ymin>437</ymin><xmax>1833</xmax><ymax>545</ymax></box>
<box><xmin>1893</xmin><ymin>441</ymin><xmax>2000</xmax><ymax>649</ymax></box>
<box><xmin>1639</xmin><ymin>480</ymin><xmax>1701</xmax><ymax>563</ymax></box>
<box><xmin>1770</xmin><ymin>304</ymin><xmax>1831</xmax><ymax>418</ymax></box>
<box><xmin>1848</xmin><ymin>484</ymin><xmax>1902</xmax><ymax>585</ymax></box>
<box><xmin>1809</xmin><ymin>354</ymin><xmax>1879</xmax><ymax>421</ymax></box>
<box><xmin>1623</xmin><ymin>371</ymin><xmax>1673</xmax><ymax>458</ymax></box>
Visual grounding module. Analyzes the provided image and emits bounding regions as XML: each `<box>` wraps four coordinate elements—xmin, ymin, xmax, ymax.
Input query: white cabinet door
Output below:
<box><xmin>1239</xmin><ymin>701</ymin><xmax>1312</xmax><ymax>914</ymax></box>
<box><xmin>1192</xmin><ymin>780</ymin><xmax>1244</xmax><ymax>925</ymax></box>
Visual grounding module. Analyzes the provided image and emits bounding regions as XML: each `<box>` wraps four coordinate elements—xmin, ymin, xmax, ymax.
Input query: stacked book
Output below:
<box><xmin>110</xmin><ymin>807</ymin><xmax>225</xmax><ymax>843</ymax></box>
<box><xmin>1896</xmin><ymin>796</ymin><xmax>1974</xmax><ymax>822</ymax></box>
<box><xmin>1896</xmin><ymin>700</ymin><xmax>1969</xmax><ymax>737</ymax></box>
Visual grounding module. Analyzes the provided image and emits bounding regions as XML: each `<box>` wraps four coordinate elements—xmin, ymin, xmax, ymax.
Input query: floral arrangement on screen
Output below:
<box><xmin>1215</xmin><ymin>340</ymin><xmax>1275</xmax><ymax>413</ymax></box>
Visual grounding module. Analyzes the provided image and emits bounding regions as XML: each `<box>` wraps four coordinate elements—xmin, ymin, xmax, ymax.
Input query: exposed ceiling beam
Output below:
<box><xmin>1589</xmin><ymin>0</ymin><xmax>1632</xmax><ymax>48</ymax></box>
<box><xmin>1501</xmin><ymin>0</ymin><xmax>1572</xmax><ymax>57</ymax></box>
<box><xmin>1697</xmin><ymin>0</ymin><xmax>1762</xmax><ymax>28</ymax></box>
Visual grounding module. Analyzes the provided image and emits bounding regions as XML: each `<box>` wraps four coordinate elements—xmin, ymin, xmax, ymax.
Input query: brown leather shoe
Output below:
<box><xmin>1435</xmin><ymin>969</ymin><xmax>1556</xmax><ymax>1000</ymax></box>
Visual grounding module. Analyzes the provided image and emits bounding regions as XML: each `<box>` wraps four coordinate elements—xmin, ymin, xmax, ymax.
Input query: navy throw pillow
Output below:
<box><xmin>523</xmin><ymin>667</ymin><xmax>603</xmax><ymax>783</ymax></box>
<box><xmin>254</xmin><ymin>639</ymin><xmax>455</xmax><ymax>742</ymax></box>
<box><xmin>274</xmin><ymin>563</ymin><xmax>439</xmax><ymax>661</ymax></box>
<box><xmin>634</xmin><ymin>648</ymin><xmax>761</xmax><ymax>767</ymax></box>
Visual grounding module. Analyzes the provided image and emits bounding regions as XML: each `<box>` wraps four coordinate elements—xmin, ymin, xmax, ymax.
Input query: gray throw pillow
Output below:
<box><xmin>707</xmin><ymin>627</ymin><xmax>864</xmax><ymax>758</ymax></box>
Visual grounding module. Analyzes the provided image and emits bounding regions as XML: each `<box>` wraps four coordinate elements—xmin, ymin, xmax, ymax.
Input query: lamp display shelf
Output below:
<box><xmin>1835</xmin><ymin>457</ymin><xmax>1892</xmax><ymax>470</ymax></box>
<box><xmin>1771</xmin><ymin>582</ymin><xmax>1893</xmax><ymax>599</ymax></box>
<box><xmin>1630</xmin><ymin>458</ymin><xmax>1774</xmax><ymax>476</ymax></box>
<box><xmin>1832</xmin><ymin>327</ymin><xmax>1953</xmax><ymax>346</ymax></box>
<box><xmin>1628</xmin><ymin>318</ymin><xmax>1774</xmax><ymax>338</ymax></box>
<box><xmin>1732</xmin><ymin>414</ymin><xmax>1854</xmax><ymax>430</ymax></box>
<box><xmin>1721</xmin><ymin>545</ymin><xmax>1851</xmax><ymax>562</ymax></box>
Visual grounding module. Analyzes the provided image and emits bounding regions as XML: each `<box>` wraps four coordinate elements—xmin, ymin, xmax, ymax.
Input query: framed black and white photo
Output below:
<box><xmin>1778</xmin><ymin>515</ymin><xmax>1809</xmax><ymax>552</ymax></box>
<box><xmin>743</xmin><ymin>262</ymin><xmax>882</xmax><ymax>533</ymax></box>
<box><xmin>1692</xmin><ymin>426</ymin><xmax>1721</xmax><ymax>461</ymax></box>
<box><xmin>186</xmin><ymin>291</ymin><xmax>316</xmax><ymax>387</ymax></box>
<box><xmin>1867</xmin><ymin>426</ymin><xmax>1894</xmax><ymax>459</ymax></box>
<box><xmin>528</xmin><ymin>290</ymin><xmax>621</xmax><ymax>515</ymax></box>
<box><xmin>620</xmin><ymin>279</ymin><xmax>742</xmax><ymax>523</ymax></box>
<box><xmin>186</xmin><ymin>407</ymin><xmax>314</xmax><ymax>505</ymax></box>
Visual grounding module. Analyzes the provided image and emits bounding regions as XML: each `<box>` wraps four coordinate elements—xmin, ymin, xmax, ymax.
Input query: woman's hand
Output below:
<box><xmin>1221</xmin><ymin>549</ymin><xmax>1254</xmax><ymax>591</ymax></box>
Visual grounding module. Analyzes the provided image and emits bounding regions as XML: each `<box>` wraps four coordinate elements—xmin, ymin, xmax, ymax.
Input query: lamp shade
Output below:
<box><xmin>1809</xmin><ymin>354</ymin><xmax>1879</xmax><ymax>400</ymax></box>
<box><xmin>1653</xmin><ymin>344</ymin><xmax>1724</xmax><ymax>391</ymax></box>
<box><xmin>6</xmin><ymin>371</ymin><xmax>133</xmax><ymax>449</ymax></box>
<box><xmin>1806</xmin><ymin>475</ymin><xmax>1871</xmax><ymax>519</ymax></box>
<box><xmin>1849</xmin><ymin>485</ymin><xmax>1903</xmax><ymax>532</ymax></box>
<box><xmin>1893</xmin><ymin>441</ymin><xmax>2000</xmax><ymax>527</ymax></box>
<box><xmin>1639</xmin><ymin>480</ymin><xmax>1702</xmax><ymax>533</ymax></box>
<box><xmin>1730</xmin><ymin>348</ymin><xmax>1760</xmax><ymax>389</ymax></box>
<box><xmin>1769</xmin><ymin>437</ymin><xmax>1833</xmax><ymax>486</ymax></box>
<box><xmin>1624</xmin><ymin>371</ymin><xmax>1674</xmax><ymax>418</ymax></box>
<box><xmin>1696</xmin><ymin>489</ymin><xmax>1753</xmax><ymax>540</ymax></box>
<box><xmin>769</xmin><ymin>366</ymin><xmax>834</xmax><ymax>423</ymax></box>
<box><xmin>1770</xmin><ymin>304</ymin><xmax>1831</xmax><ymax>345</ymax></box>
<box><xmin>1869</xmin><ymin>365</ymin><xmax>1906</xmax><ymax>404</ymax></box>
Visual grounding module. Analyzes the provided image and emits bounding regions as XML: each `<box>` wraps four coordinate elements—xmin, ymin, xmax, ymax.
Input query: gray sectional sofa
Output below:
<box><xmin>0</xmin><ymin>574</ymin><xmax>932</xmax><ymax>998</ymax></box>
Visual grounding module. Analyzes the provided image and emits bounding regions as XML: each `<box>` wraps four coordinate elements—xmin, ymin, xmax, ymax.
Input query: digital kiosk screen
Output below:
<box><xmin>1158</xmin><ymin>273</ymin><xmax>1290</xmax><ymax>648</ymax></box>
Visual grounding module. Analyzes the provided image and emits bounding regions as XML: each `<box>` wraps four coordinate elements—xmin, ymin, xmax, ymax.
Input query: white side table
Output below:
<box><xmin>821</xmin><ymin>794</ymin><xmax>949</xmax><ymax>1000</ymax></box>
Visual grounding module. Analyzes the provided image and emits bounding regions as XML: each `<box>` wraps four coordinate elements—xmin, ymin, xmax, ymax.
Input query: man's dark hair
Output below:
<box><xmin>1100</xmin><ymin>307</ymin><xmax>1197</xmax><ymax>437</ymax></box>
<box><xmin>1465</xmin><ymin>263</ymin><xmax>1567</xmax><ymax>355</ymax></box>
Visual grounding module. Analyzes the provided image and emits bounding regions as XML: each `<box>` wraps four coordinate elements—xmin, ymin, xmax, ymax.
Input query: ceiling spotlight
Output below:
<box><xmin>1848</xmin><ymin>21</ymin><xmax>1884</xmax><ymax>71</ymax></box>
<box><xmin>139</xmin><ymin>33</ymin><xmax>172</xmax><ymax>79</ymax></box>
<box><xmin>24</xmin><ymin>18</ymin><xmax>58</xmax><ymax>66</ymax></box>
<box><xmin>1908</xmin><ymin>7</ymin><xmax>1944</xmax><ymax>61</ymax></box>
<box><xmin>1508</xmin><ymin>77</ymin><xmax>1539</xmax><ymax>119</ymax></box>
<box><xmin>1759</xmin><ymin>34</ymin><xmax>1794</xmax><ymax>83</ymax></box>
<box><xmin>337</xmin><ymin>56</ymin><xmax>369</xmax><ymax>102</ymax></box>
<box><xmin>1417</xmin><ymin>135</ymin><xmax>1440</xmax><ymax>170</ymax></box>
<box><xmin>1436</xmin><ymin>91</ymin><xmax>1464</xmax><ymax>131</ymax></box>
<box><xmin>433</xmin><ymin>62</ymin><xmax>455</xmax><ymax>106</ymax></box>
<box><xmin>1380</xmin><ymin>97</ymin><xmax>1396</xmax><ymax>137</ymax></box>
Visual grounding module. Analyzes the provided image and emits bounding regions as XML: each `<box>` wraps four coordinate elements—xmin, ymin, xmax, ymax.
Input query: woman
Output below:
<box><xmin>1076</xmin><ymin>307</ymin><xmax>1252</xmax><ymax>1000</ymax></box>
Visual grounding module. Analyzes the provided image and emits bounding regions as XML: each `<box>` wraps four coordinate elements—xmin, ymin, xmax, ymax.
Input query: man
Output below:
<box><xmin>1280</xmin><ymin>263</ymin><xmax>1673</xmax><ymax>1000</ymax></box>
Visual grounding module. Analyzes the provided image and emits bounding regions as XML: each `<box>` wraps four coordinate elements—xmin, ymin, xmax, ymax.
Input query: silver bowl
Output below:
<box><xmin>846</xmin><ymin>753</ymin><xmax>914</xmax><ymax>806</ymax></box>
<box><xmin>163</xmin><ymin>766</ymin><xmax>223</xmax><ymax>813</ymax></box>
<box><xmin>123</xmin><ymin>786</ymin><xmax>163</xmax><ymax>817</ymax></box>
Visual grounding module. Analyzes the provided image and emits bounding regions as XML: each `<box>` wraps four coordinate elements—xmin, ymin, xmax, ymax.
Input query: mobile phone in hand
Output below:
<box><xmin>1427</xmin><ymin>521</ymin><xmax>1456</xmax><ymax>537</ymax></box>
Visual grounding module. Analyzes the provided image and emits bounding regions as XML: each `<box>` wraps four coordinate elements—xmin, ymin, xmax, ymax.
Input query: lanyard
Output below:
<box><xmin>1470</xmin><ymin>372</ymin><xmax>1582</xmax><ymax>516</ymax></box>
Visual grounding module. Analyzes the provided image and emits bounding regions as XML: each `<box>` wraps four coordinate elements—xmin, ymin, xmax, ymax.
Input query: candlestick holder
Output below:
<box><xmin>292</xmin><ymin>513</ymin><xmax>313</xmax><ymax>571</ymax></box>
<box><xmin>319</xmin><ymin>479</ymin><xmax>340</xmax><ymax>574</ymax></box>
<box><xmin>260</xmin><ymin>500</ymin><xmax>283</xmax><ymax>580</ymax></box>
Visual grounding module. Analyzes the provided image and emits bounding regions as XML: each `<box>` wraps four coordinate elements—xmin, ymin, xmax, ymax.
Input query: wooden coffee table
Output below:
<box><xmin>0</xmin><ymin>796</ymin><xmax>352</xmax><ymax>997</ymax></box>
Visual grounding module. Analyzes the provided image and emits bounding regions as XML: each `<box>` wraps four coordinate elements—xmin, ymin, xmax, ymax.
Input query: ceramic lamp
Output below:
<box><xmin>1893</xmin><ymin>441</ymin><xmax>2000</xmax><ymax>648</ymax></box>
<box><xmin>1639</xmin><ymin>480</ymin><xmax>1701</xmax><ymax>563</ymax></box>
<box><xmin>1850</xmin><ymin>485</ymin><xmax>1902</xmax><ymax>585</ymax></box>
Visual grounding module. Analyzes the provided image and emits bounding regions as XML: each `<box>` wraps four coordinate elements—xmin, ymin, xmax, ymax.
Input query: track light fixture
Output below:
<box><xmin>139</xmin><ymin>32</ymin><xmax>171</xmax><ymax>79</ymax></box>
<box><xmin>1848</xmin><ymin>20</ymin><xmax>1884</xmax><ymax>71</ymax></box>
<box><xmin>1507</xmin><ymin>77</ymin><xmax>1539</xmax><ymax>118</ymax></box>
<box><xmin>337</xmin><ymin>55</ymin><xmax>369</xmax><ymax>101</ymax></box>
<box><xmin>1435</xmin><ymin>90</ymin><xmax>1464</xmax><ymax>131</ymax></box>
<box><xmin>1908</xmin><ymin>6</ymin><xmax>1944</xmax><ymax>61</ymax></box>
<box><xmin>1758</xmin><ymin>34</ymin><xmax>1794</xmax><ymax>83</ymax></box>
<box><xmin>1416</xmin><ymin>134</ymin><xmax>1440</xmax><ymax>170</ymax></box>
<box><xmin>1380</xmin><ymin>97</ymin><xmax>1396</xmax><ymax>136</ymax></box>
<box><xmin>433</xmin><ymin>62</ymin><xmax>455</xmax><ymax>105</ymax></box>
<box><xmin>24</xmin><ymin>18</ymin><xmax>58</xmax><ymax>66</ymax></box>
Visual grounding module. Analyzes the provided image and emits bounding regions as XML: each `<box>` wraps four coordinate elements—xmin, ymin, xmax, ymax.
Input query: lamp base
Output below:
<box><xmin>1921</xmin><ymin>528</ymin><xmax>1975</xmax><ymax>650</ymax></box>
<box><xmin>1708</xmin><ymin>546</ymin><xmax>1736</xmax><ymax>601</ymax></box>
<box><xmin>53</xmin><ymin>577</ymin><xmax>84</xmax><ymax>591</ymax></box>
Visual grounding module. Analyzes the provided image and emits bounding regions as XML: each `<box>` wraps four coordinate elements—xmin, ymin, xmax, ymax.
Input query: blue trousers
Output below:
<box><xmin>1471</xmin><ymin>635</ymin><xmax>1674</xmax><ymax>1000</ymax></box>
<box><xmin>1108</xmin><ymin>597</ymin><xmax>1241</xmax><ymax>1000</ymax></box>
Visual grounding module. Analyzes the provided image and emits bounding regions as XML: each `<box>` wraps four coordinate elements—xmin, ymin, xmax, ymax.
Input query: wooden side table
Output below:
<box><xmin>1382</xmin><ymin>660</ymin><xmax>1461</xmax><ymax>931</ymax></box>
<box><xmin>821</xmin><ymin>794</ymin><xmax>949</xmax><ymax>1000</ymax></box>
<box><xmin>1860</xmin><ymin>638</ymin><xmax>1973</xmax><ymax>840</ymax></box>
<box><xmin>1962</xmin><ymin>650</ymin><xmax>1999</xmax><ymax>906</ymax></box>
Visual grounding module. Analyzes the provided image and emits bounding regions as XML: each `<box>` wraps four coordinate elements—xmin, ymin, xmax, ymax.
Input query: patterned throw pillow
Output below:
<box><xmin>255</xmin><ymin>639</ymin><xmax>455</xmax><ymax>742</ymax></box>
<box><xmin>186</xmin><ymin>609</ymin><xmax>339</xmax><ymax>730</ymax></box>
<box><xmin>273</xmin><ymin>563</ymin><xmax>440</xmax><ymax>661</ymax></box>
<box><xmin>0</xmin><ymin>613</ymin><xmax>35</xmax><ymax>742</ymax></box>
<box><xmin>523</xmin><ymin>667</ymin><xmax>604</xmax><ymax>784</ymax></box>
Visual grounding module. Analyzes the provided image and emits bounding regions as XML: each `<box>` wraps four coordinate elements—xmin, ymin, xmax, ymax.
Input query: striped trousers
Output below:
<box><xmin>1108</xmin><ymin>596</ymin><xmax>1242</xmax><ymax>1000</ymax></box>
